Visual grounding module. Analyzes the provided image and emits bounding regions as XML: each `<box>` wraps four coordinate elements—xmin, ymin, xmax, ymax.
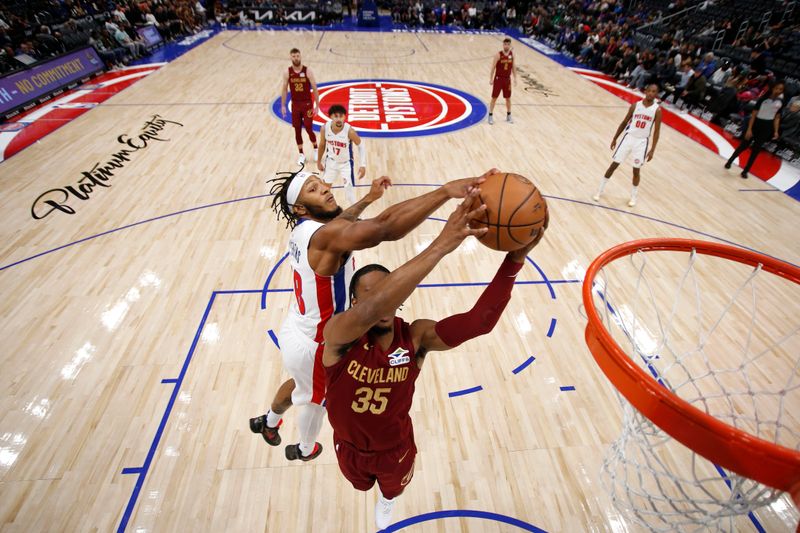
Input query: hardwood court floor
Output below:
<box><xmin>0</xmin><ymin>29</ymin><xmax>797</xmax><ymax>532</ymax></box>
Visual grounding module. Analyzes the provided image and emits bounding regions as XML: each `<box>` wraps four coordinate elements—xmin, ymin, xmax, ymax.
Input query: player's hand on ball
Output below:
<box><xmin>365</xmin><ymin>176</ymin><xmax>392</xmax><ymax>202</ymax></box>
<box><xmin>434</xmin><ymin>191</ymin><xmax>488</xmax><ymax>254</ymax></box>
<box><xmin>443</xmin><ymin>168</ymin><xmax>497</xmax><ymax>199</ymax></box>
<box><xmin>507</xmin><ymin>210</ymin><xmax>548</xmax><ymax>263</ymax></box>
<box><xmin>358</xmin><ymin>166</ymin><xmax>366</xmax><ymax>180</ymax></box>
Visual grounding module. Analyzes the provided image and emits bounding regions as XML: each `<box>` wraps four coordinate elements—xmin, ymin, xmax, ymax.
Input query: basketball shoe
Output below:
<box><xmin>249</xmin><ymin>415</ymin><xmax>282</xmax><ymax>446</ymax></box>
<box><xmin>297</xmin><ymin>153</ymin><xmax>306</xmax><ymax>166</ymax></box>
<box><xmin>285</xmin><ymin>442</ymin><xmax>323</xmax><ymax>461</ymax></box>
<box><xmin>488</xmin><ymin>114</ymin><xmax>494</xmax><ymax>125</ymax></box>
<box><xmin>375</xmin><ymin>494</ymin><xmax>395</xmax><ymax>530</ymax></box>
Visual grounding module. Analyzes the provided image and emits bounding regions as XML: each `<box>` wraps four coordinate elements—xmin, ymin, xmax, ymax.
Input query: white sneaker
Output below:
<box><xmin>375</xmin><ymin>494</ymin><xmax>395</xmax><ymax>530</ymax></box>
<box><xmin>506</xmin><ymin>114</ymin><xmax>514</xmax><ymax>123</ymax></box>
<box><xmin>628</xmin><ymin>198</ymin><xmax>636</xmax><ymax>207</ymax></box>
<box><xmin>487</xmin><ymin>115</ymin><xmax>494</xmax><ymax>125</ymax></box>
<box><xmin>592</xmin><ymin>194</ymin><xmax>600</xmax><ymax>202</ymax></box>
<box><xmin>297</xmin><ymin>153</ymin><xmax>306</xmax><ymax>167</ymax></box>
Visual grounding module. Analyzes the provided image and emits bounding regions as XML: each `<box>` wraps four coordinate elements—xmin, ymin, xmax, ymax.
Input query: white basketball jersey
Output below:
<box><xmin>626</xmin><ymin>100</ymin><xmax>659</xmax><ymax>139</ymax></box>
<box><xmin>286</xmin><ymin>218</ymin><xmax>355</xmax><ymax>342</ymax></box>
<box><xmin>324</xmin><ymin>121</ymin><xmax>352</xmax><ymax>164</ymax></box>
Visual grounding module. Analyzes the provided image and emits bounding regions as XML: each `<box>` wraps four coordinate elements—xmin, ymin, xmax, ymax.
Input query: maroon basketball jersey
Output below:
<box><xmin>288</xmin><ymin>65</ymin><xmax>312</xmax><ymax>102</ymax></box>
<box><xmin>495</xmin><ymin>51</ymin><xmax>513</xmax><ymax>78</ymax></box>
<box><xmin>325</xmin><ymin>317</ymin><xmax>421</xmax><ymax>452</ymax></box>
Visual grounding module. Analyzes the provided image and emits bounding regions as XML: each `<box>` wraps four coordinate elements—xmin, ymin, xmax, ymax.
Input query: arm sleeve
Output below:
<box><xmin>433</xmin><ymin>256</ymin><xmax>523</xmax><ymax>348</ymax></box>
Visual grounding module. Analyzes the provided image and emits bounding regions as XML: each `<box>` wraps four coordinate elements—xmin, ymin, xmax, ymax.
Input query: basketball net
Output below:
<box><xmin>582</xmin><ymin>240</ymin><xmax>800</xmax><ymax>532</ymax></box>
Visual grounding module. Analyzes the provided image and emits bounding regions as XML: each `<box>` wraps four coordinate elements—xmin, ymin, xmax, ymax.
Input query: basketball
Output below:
<box><xmin>468</xmin><ymin>172</ymin><xmax>548</xmax><ymax>251</ymax></box>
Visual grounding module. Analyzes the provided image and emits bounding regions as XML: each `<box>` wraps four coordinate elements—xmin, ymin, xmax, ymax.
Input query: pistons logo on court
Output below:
<box><xmin>272</xmin><ymin>79</ymin><xmax>486</xmax><ymax>138</ymax></box>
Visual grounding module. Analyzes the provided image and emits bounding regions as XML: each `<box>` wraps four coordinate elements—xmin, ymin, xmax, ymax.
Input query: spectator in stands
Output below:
<box><xmin>654</xmin><ymin>53</ymin><xmax>677</xmax><ymax>87</ymax></box>
<box><xmin>114</xmin><ymin>24</ymin><xmax>144</xmax><ymax>58</ymax></box>
<box><xmin>628</xmin><ymin>49</ymin><xmax>657</xmax><ymax>89</ymax></box>
<box><xmin>709</xmin><ymin>59</ymin><xmax>733</xmax><ymax>89</ymax></box>
<box><xmin>90</xmin><ymin>29</ymin><xmax>124</xmax><ymax>68</ymax></box>
<box><xmin>35</xmin><ymin>25</ymin><xmax>64</xmax><ymax>57</ymax></box>
<box><xmin>749</xmin><ymin>44</ymin><xmax>768</xmax><ymax>75</ymax></box>
<box><xmin>680</xmin><ymin>67</ymin><xmax>707</xmax><ymax>110</ymax></box>
<box><xmin>696</xmin><ymin>52</ymin><xmax>716</xmax><ymax>78</ymax></box>
<box><xmin>779</xmin><ymin>96</ymin><xmax>800</xmax><ymax>148</ymax></box>
<box><xmin>725</xmin><ymin>80</ymin><xmax>785</xmax><ymax>178</ymax></box>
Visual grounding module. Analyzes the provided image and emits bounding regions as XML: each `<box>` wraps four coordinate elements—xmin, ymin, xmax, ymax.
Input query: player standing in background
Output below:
<box><xmin>250</xmin><ymin>168</ymin><xmax>495</xmax><ymax>462</ymax></box>
<box><xmin>322</xmin><ymin>198</ymin><xmax>547</xmax><ymax>529</ymax></box>
<box><xmin>594</xmin><ymin>83</ymin><xmax>662</xmax><ymax>207</ymax></box>
<box><xmin>488</xmin><ymin>37</ymin><xmax>516</xmax><ymax>125</ymax></box>
<box><xmin>280</xmin><ymin>48</ymin><xmax>320</xmax><ymax>166</ymax></box>
<box><xmin>317</xmin><ymin>104</ymin><xmax>366</xmax><ymax>205</ymax></box>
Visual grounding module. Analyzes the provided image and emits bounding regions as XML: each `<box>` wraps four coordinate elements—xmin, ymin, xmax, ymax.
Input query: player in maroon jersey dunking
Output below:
<box><xmin>488</xmin><ymin>37</ymin><xmax>517</xmax><ymax>125</ymax></box>
<box><xmin>280</xmin><ymin>48</ymin><xmax>320</xmax><ymax>166</ymax></box>
<box><xmin>321</xmin><ymin>197</ymin><xmax>548</xmax><ymax>530</ymax></box>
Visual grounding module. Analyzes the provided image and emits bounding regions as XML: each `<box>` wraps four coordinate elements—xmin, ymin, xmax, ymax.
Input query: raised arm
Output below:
<box><xmin>411</xmin><ymin>212</ymin><xmax>548</xmax><ymax>357</ymax></box>
<box><xmin>647</xmin><ymin>108</ymin><xmax>662</xmax><ymax>160</ymax></box>
<box><xmin>336</xmin><ymin>176</ymin><xmax>392</xmax><ymax>222</ymax></box>
<box><xmin>611</xmin><ymin>103</ymin><xmax>635</xmax><ymax>149</ymax></box>
<box><xmin>311</xmin><ymin>168</ymin><xmax>496</xmax><ymax>256</ymax></box>
<box><xmin>322</xmin><ymin>197</ymin><xmax>488</xmax><ymax>363</ymax></box>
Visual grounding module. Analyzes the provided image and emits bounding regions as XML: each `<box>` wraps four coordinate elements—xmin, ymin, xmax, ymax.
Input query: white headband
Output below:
<box><xmin>286</xmin><ymin>171</ymin><xmax>314</xmax><ymax>212</ymax></box>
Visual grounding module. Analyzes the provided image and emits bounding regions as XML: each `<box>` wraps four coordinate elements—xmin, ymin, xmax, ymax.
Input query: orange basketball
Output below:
<box><xmin>468</xmin><ymin>172</ymin><xmax>548</xmax><ymax>251</ymax></box>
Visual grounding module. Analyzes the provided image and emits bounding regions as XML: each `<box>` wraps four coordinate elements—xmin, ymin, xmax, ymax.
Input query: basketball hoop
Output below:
<box><xmin>582</xmin><ymin>238</ymin><xmax>800</xmax><ymax>531</ymax></box>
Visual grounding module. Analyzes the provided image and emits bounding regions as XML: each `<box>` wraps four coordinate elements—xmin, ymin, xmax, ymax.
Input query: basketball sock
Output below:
<box><xmin>298</xmin><ymin>403</ymin><xmax>325</xmax><ymax>456</ymax></box>
<box><xmin>598</xmin><ymin>177</ymin><xmax>609</xmax><ymax>194</ymax></box>
<box><xmin>266</xmin><ymin>409</ymin><xmax>282</xmax><ymax>428</ymax></box>
<box><xmin>630</xmin><ymin>186</ymin><xmax>639</xmax><ymax>200</ymax></box>
<box><xmin>298</xmin><ymin>148</ymin><xmax>304</xmax><ymax>154</ymax></box>
<box><xmin>488</xmin><ymin>112</ymin><xmax>493</xmax><ymax>116</ymax></box>
<box><xmin>507</xmin><ymin>112</ymin><xmax>511</xmax><ymax>116</ymax></box>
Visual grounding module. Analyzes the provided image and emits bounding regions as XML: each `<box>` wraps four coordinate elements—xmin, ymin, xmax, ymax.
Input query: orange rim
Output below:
<box><xmin>582</xmin><ymin>238</ymin><xmax>800</xmax><ymax>501</ymax></box>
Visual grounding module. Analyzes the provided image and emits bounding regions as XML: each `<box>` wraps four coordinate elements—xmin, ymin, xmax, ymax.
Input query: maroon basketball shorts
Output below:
<box><xmin>333</xmin><ymin>436</ymin><xmax>417</xmax><ymax>499</ymax></box>
<box><xmin>291</xmin><ymin>100</ymin><xmax>314</xmax><ymax>128</ymax></box>
<box><xmin>492</xmin><ymin>76</ymin><xmax>511</xmax><ymax>98</ymax></box>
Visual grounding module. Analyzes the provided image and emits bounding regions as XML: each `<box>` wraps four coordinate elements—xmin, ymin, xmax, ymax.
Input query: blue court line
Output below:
<box><xmin>4</xmin><ymin>187</ymin><xmax>797</xmax><ymax>274</ymax></box>
<box><xmin>267</xmin><ymin>329</ymin><xmax>280</xmax><ymax>349</ymax></box>
<box><xmin>117</xmin><ymin>291</ymin><xmax>217</xmax><ymax>533</ymax></box>
<box><xmin>525</xmin><ymin>257</ymin><xmax>556</xmax><ymax>300</ymax></box>
<box><xmin>0</xmin><ymin>193</ymin><xmax>271</xmax><ymax>272</ymax></box>
<box><xmin>738</xmin><ymin>188</ymin><xmax>780</xmax><ymax>192</ymax></box>
<box><xmin>448</xmin><ymin>385</ymin><xmax>483</xmax><ymax>397</ymax></box>
<box><xmin>511</xmin><ymin>356</ymin><xmax>535</xmax><ymax>375</ymax></box>
<box><xmin>385</xmin><ymin>509</ymin><xmax>548</xmax><ymax>533</ymax></box>
<box><xmin>592</xmin><ymin>285</ymin><xmax>765</xmax><ymax>532</ymax></box>
<box><xmin>260</xmin><ymin>252</ymin><xmax>290</xmax><ymax>309</ymax></box>
<box><xmin>160</xmin><ymin>378</ymin><xmax>177</xmax><ymax>384</ymax></box>
<box><xmin>546</xmin><ymin>318</ymin><xmax>557</xmax><ymax>338</ymax></box>
<box><xmin>559</xmin><ymin>386</ymin><xmax>576</xmax><ymax>391</ymax></box>
<box><xmin>121</xmin><ymin>467</ymin><xmax>142</xmax><ymax>475</ymax></box>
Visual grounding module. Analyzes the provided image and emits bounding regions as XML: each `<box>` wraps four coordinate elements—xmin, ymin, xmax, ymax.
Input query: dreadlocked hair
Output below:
<box><xmin>266</xmin><ymin>165</ymin><xmax>304</xmax><ymax>229</ymax></box>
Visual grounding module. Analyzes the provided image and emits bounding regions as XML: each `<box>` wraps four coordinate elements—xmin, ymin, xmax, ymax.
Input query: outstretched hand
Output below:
<box><xmin>442</xmin><ymin>168</ymin><xmax>498</xmax><ymax>199</ymax></box>
<box><xmin>507</xmin><ymin>210</ymin><xmax>549</xmax><ymax>263</ymax></box>
<box><xmin>433</xmin><ymin>189</ymin><xmax>488</xmax><ymax>254</ymax></box>
<box><xmin>365</xmin><ymin>176</ymin><xmax>392</xmax><ymax>202</ymax></box>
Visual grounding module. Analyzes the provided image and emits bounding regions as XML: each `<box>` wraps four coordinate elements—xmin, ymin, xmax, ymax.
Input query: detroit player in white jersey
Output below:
<box><xmin>594</xmin><ymin>83</ymin><xmax>662</xmax><ymax>207</ymax></box>
<box><xmin>250</xmin><ymin>166</ymin><xmax>494</xmax><ymax>461</ymax></box>
<box><xmin>317</xmin><ymin>104</ymin><xmax>365</xmax><ymax>205</ymax></box>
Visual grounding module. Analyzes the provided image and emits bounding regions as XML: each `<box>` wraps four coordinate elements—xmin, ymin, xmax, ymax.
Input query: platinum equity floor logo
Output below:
<box><xmin>272</xmin><ymin>79</ymin><xmax>486</xmax><ymax>137</ymax></box>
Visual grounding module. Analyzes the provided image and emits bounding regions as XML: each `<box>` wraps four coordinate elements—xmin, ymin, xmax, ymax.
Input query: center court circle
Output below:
<box><xmin>271</xmin><ymin>79</ymin><xmax>487</xmax><ymax>138</ymax></box>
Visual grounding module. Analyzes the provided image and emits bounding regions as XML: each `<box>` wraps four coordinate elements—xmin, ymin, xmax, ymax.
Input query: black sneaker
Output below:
<box><xmin>724</xmin><ymin>161</ymin><xmax>732</xmax><ymax>169</ymax></box>
<box><xmin>249</xmin><ymin>415</ymin><xmax>282</xmax><ymax>446</ymax></box>
<box><xmin>285</xmin><ymin>442</ymin><xmax>323</xmax><ymax>462</ymax></box>
<box><xmin>740</xmin><ymin>171</ymin><xmax>748</xmax><ymax>179</ymax></box>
